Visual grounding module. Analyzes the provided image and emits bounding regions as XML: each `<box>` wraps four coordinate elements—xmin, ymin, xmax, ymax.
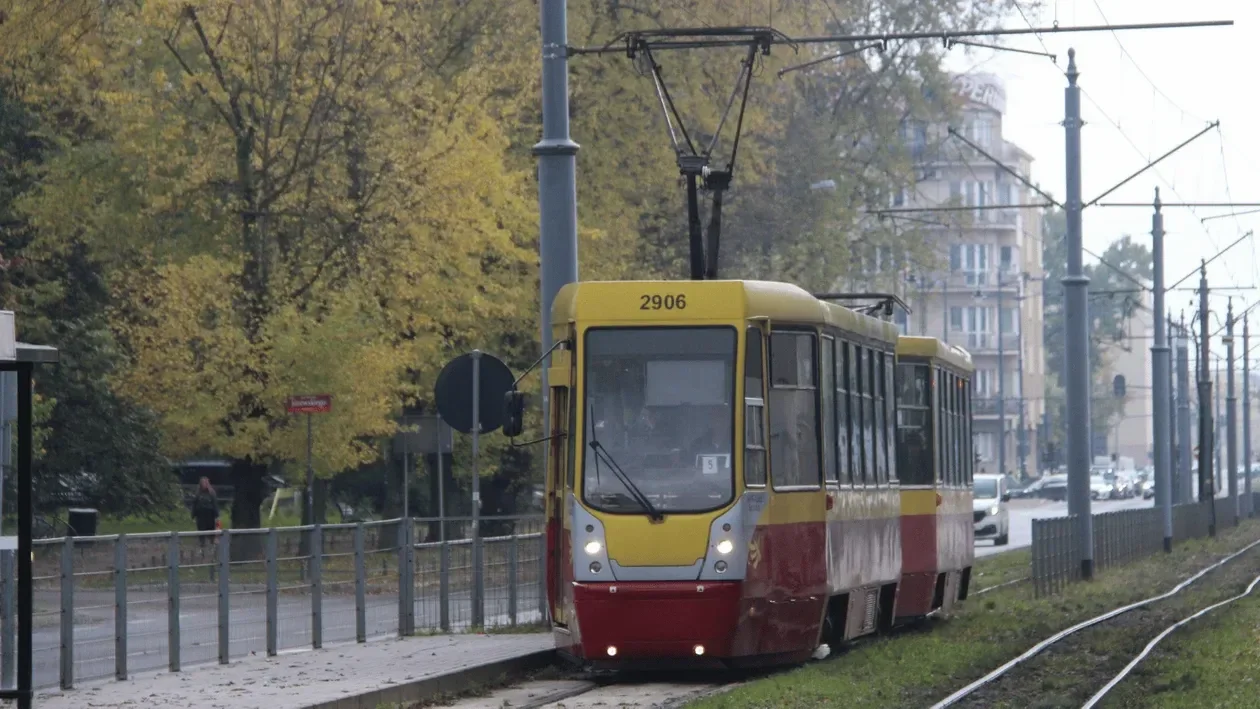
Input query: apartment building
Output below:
<box><xmin>855</xmin><ymin>73</ymin><xmax>1046</xmax><ymax>479</ymax></box>
<box><xmin>1100</xmin><ymin>286</ymin><xmax>1154</xmax><ymax>464</ymax></box>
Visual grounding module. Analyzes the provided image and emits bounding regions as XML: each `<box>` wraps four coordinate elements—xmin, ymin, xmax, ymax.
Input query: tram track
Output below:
<box><xmin>930</xmin><ymin>535</ymin><xmax>1260</xmax><ymax>708</ymax></box>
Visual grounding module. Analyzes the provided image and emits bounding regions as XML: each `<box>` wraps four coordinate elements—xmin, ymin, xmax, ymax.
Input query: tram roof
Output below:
<box><xmin>551</xmin><ymin>280</ymin><xmax>898</xmax><ymax>343</ymax></box>
<box><xmin>896</xmin><ymin>336</ymin><xmax>974</xmax><ymax>372</ymax></box>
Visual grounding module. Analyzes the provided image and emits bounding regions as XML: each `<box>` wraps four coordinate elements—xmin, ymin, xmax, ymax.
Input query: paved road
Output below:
<box><xmin>975</xmin><ymin>496</ymin><xmax>1153</xmax><ymax>557</ymax></box>
<box><xmin>32</xmin><ymin>586</ymin><xmax>544</xmax><ymax>689</ymax></box>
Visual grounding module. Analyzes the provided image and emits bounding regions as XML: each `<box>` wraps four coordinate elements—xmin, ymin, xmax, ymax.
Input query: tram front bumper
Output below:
<box><xmin>572</xmin><ymin>580</ymin><xmax>742</xmax><ymax>663</ymax></box>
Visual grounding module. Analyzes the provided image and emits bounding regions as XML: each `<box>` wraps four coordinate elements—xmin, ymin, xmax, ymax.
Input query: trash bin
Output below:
<box><xmin>67</xmin><ymin>508</ymin><xmax>98</xmax><ymax>537</ymax></box>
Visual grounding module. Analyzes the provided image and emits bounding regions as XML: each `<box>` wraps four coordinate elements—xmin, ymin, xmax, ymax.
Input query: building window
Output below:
<box><xmin>959</xmin><ymin>243</ymin><xmax>990</xmax><ymax>286</ymax></box>
<box><xmin>999</xmin><ymin>307</ymin><xmax>1019</xmax><ymax>335</ymax></box>
<box><xmin>974</xmin><ymin>432</ymin><xmax>996</xmax><ymax>465</ymax></box>
<box><xmin>950</xmin><ymin>181</ymin><xmax>962</xmax><ymax>203</ymax></box>
<box><xmin>1000</xmin><ymin>245</ymin><xmax>1014</xmax><ymax>273</ymax></box>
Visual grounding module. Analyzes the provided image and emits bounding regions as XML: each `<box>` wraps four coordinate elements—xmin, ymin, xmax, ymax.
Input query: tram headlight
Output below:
<box><xmin>584</xmin><ymin>540</ymin><xmax>602</xmax><ymax>555</ymax></box>
<box><xmin>715</xmin><ymin>539</ymin><xmax>734</xmax><ymax>555</ymax></box>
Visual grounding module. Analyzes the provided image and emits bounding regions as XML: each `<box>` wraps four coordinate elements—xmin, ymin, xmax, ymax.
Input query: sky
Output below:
<box><xmin>942</xmin><ymin>0</ymin><xmax>1259</xmax><ymax>360</ymax></box>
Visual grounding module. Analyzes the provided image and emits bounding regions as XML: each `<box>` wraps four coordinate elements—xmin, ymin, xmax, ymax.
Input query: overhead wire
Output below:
<box><xmin>1088</xmin><ymin>0</ymin><xmax>1202</xmax><ymax>122</ymax></box>
<box><xmin>1076</xmin><ymin>87</ymin><xmax>1240</xmax><ymax>291</ymax></box>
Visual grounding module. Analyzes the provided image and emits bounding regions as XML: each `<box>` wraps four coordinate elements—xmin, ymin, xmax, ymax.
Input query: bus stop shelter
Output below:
<box><xmin>0</xmin><ymin>311</ymin><xmax>58</xmax><ymax>709</ymax></box>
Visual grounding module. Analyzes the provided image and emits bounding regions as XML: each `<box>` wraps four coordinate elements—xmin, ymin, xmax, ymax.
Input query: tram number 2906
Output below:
<box><xmin>639</xmin><ymin>294</ymin><xmax>687</xmax><ymax>311</ymax></box>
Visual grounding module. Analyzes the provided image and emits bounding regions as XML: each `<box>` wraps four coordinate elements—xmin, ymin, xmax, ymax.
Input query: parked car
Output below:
<box><xmin>1141</xmin><ymin>478</ymin><xmax>1155</xmax><ymax>499</ymax></box>
<box><xmin>973</xmin><ymin>474</ymin><xmax>1011</xmax><ymax>546</ymax></box>
<box><xmin>1037</xmin><ymin>474</ymin><xmax>1069</xmax><ymax>501</ymax></box>
<box><xmin>1090</xmin><ymin>475</ymin><xmax>1115</xmax><ymax>500</ymax></box>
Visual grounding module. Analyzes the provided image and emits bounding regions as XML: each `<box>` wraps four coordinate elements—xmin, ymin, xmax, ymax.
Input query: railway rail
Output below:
<box><xmin>930</xmin><ymin>535</ymin><xmax>1260</xmax><ymax>708</ymax></box>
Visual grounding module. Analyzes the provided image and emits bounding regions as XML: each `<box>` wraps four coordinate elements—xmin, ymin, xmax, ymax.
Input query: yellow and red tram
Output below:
<box><xmin>893</xmin><ymin>337</ymin><xmax>976</xmax><ymax>620</ymax></box>
<box><xmin>538</xmin><ymin>279</ymin><xmax>974</xmax><ymax>668</ymax></box>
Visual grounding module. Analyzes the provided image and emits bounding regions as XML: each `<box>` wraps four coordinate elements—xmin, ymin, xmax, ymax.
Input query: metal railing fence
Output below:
<box><xmin>0</xmin><ymin>514</ymin><xmax>545</xmax><ymax>690</ymax></box>
<box><xmin>1031</xmin><ymin>493</ymin><xmax>1260</xmax><ymax>597</ymax></box>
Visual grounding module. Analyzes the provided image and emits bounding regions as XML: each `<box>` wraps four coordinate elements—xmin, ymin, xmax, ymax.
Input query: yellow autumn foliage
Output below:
<box><xmin>9</xmin><ymin>0</ymin><xmax>999</xmax><ymax>489</ymax></box>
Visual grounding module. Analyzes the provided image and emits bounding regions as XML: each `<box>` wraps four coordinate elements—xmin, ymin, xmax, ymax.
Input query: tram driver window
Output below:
<box><xmin>896</xmin><ymin>363</ymin><xmax>933</xmax><ymax>486</ymax></box>
<box><xmin>581</xmin><ymin>327</ymin><xmax>737</xmax><ymax>514</ymax></box>
<box><xmin>769</xmin><ymin>332</ymin><xmax>820</xmax><ymax>489</ymax></box>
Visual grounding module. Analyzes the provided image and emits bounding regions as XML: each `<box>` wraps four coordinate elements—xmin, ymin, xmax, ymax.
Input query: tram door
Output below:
<box><xmin>546</xmin><ymin>346</ymin><xmax>574</xmax><ymax>626</ymax></box>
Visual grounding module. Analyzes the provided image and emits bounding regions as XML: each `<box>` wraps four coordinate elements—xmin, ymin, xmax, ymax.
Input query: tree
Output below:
<box><xmin>0</xmin><ymin>83</ymin><xmax>178</xmax><ymax>518</ymax></box>
<box><xmin>19</xmin><ymin>0</ymin><xmax>539</xmax><ymax>529</ymax></box>
<box><xmin>1042</xmin><ymin>209</ymin><xmax>1154</xmax><ymax>457</ymax></box>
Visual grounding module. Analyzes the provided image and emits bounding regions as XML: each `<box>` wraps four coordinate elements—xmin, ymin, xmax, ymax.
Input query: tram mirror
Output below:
<box><xmin>503</xmin><ymin>390</ymin><xmax>526</xmax><ymax>438</ymax></box>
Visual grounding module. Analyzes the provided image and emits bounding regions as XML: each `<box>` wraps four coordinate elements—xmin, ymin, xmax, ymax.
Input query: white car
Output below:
<box><xmin>1090</xmin><ymin>475</ymin><xmax>1114</xmax><ymax>500</ymax></box>
<box><xmin>973</xmin><ymin>474</ymin><xmax>1010</xmax><ymax>546</ymax></box>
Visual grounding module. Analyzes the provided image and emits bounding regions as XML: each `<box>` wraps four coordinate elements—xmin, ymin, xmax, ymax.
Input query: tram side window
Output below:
<box><xmin>850</xmin><ymin>344</ymin><xmax>864</xmax><ymax>485</ymax></box>
<box><xmin>744</xmin><ymin>328</ymin><xmax>767</xmax><ymax>487</ymax></box>
<box><xmin>934</xmin><ymin>368</ymin><xmax>944</xmax><ymax>485</ymax></box>
<box><xmin>769</xmin><ymin>332</ymin><xmax>821</xmax><ymax>489</ymax></box>
<box><xmin>942</xmin><ymin>372</ymin><xmax>952</xmax><ymax>487</ymax></box>
<box><xmin>858</xmin><ymin>347</ymin><xmax>874</xmax><ymax>485</ymax></box>
<box><xmin>821</xmin><ymin>337</ymin><xmax>837</xmax><ymax>482</ymax></box>
<box><xmin>873</xmin><ymin>351</ymin><xmax>886</xmax><ymax>485</ymax></box>
<box><xmin>948</xmin><ymin>373</ymin><xmax>959</xmax><ymax>487</ymax></box>
<box><xmin>963</xmin><ymin>378</ymin><xmax>974</xmax><ymax>483</ymax></box>
<box><xmin>896</xmin><ymin>363</ymin><xmax>932</xmax><ymax>485</ymax></box>
<box><xmin>835</xmin><ymin>342</ymin><xmax>851</xmax><ymax>485</ymax></box>
<box><xmin>884</xmin><ymin>353</ymin><xmax>897</xmax><ymax>483</ymax></box>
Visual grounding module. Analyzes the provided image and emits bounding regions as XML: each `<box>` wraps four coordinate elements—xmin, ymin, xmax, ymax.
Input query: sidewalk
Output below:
<box><xmin>35</xmin><ymin>632</ymin><xmax>554</xmax><ymax>709</ymax></box>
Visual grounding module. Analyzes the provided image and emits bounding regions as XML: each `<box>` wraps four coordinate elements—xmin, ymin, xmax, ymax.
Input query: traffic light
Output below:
<box><xmin>1113</xmin><ymin>374</ymin><xmax>1126</xmax><ymax>398</ymax></box>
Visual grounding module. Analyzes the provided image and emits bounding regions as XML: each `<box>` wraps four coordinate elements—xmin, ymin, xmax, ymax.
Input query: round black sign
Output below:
<box><xmin>433</xmin><ymin>352</ymin><xmax>516</xmax><ymax>434</ymax></box>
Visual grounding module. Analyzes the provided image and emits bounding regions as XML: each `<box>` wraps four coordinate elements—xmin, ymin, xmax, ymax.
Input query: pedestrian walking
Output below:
<box><xmin>191</xmin><ymin>477</ymin><xmax>219</xmax><ymax>548</ymax></box>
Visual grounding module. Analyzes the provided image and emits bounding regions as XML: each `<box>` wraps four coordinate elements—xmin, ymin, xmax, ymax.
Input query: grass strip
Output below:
<box><xmin>1094</xmin><ymin>565</ymin><xmax>1260</xmax><ymax>708</ymax></box>
<box><xmin>686</xmin><ymin>518</ymin><xmax>1260</xmax><ymax>709</ymax></box>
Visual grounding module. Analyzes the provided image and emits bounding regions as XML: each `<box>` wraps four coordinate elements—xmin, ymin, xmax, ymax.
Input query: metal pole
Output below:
<box><xmin>1245</xmin><ymin>315</ymin><xmax>1254</xmax><ymax>515</ymax></box>
<box><xmin>402</xmin><ymin>432</ymin><xmax>409</xmax><ymax>521</ymax></box>
<box><xmin>1209</xmin><ymin>360</ymin><xmax>1219</xmax><ymax>493</ymax></box>
<box><xmin>1018</xmin><ymin>320</ymin><xmax>1028</xmax><ymax>481</ymax></box>
<box><xmin>1150</xmin><ymin>188</ymin><xmax>1173</xmax><ymax>551</ymax></box>
<box><xmin>1226</xmin><ymin>300</ymin><xmax>1239</xmax><ymax>523</ymax></box>
<box><xmin>1</xmin><ymin>550</ymin><xmax>13</xmax><ymax>689</ymax></box>
<box><xmin>1198</xmin><ymin>262</ymin><xmax>1216</xmax><ymax>534</ymax></box>
<box><xmin>438</xmin><ymin>421</ymin><xmax>449</xmax><ymax>632</ymax></box>
<box><xmin>535</xmin><ymin>0</ymin><xmax>580</xmax><ymax>434</ymax></box>
<box><xmin>114</xmin><ymin>535</ymin><xmax>127</xmax><ymax>680</ymax></box>
<box><xmin>1169</xmin><ymin>315</ymin><xmax>1180</xmax><ymax>503</ymax></box>
<box><xmin>1063</xmin><ymin>49</ymin><xmax>1094</xmax><ymax>578</ymax></box>
<box><xmin>1179</xmin><ymin>314</ymin><xmax>1194</xmax><ymax>503</ymax></box>
<box><xmin>306</xmin><ymin>413</ymin><xmax>314</xmax><ymax>526</ymax></box>
<box><xmin>471</xmin><ymin>350</ymin><xmax>484</xmax><ymax>628</ymax></box>
<box><xmin>998</xmin><ymin>275</ymin><xmax>1006</xmax><ymax>477</ymax></box>
<box><xmin>16</xmin><ymin>366</ymin><xmax>31</xmax><ymax>709</ymax></box>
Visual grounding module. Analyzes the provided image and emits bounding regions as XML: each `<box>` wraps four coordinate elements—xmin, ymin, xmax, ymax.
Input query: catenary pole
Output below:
<box><xmin>998</xmin><ymin>275</ymin><xmax>1007</xmax><ymax>477</ymax></box>
<box><xmin>535</xmin><ymin>0</ymin><xmax>580</xmax><ymax>433</ymax></box>
<box><xmin>1245</xmin><ymin>314</ymin><xmax>1253</xmax><ymax>515</ymax></box>
<box><xmin>1226</xmin><ymin>300</ymin><xmax>1239</xmax><ymax>523</ymax></box>
<box><xmin>1198</xmin><ymin>262</ymin><xmax>1217</xmax><ymax>534</ymax></box>
<box><xmin>1063</xmin><ymin>49</ymin><xmax>1094</xmax><ymax>578</ymax></box>
<box><xmin>1150</xmin><ymin>188</ymin><xmax>1173</xmax><ymax>551</ymax></box>
<box><xmin>1177</xmin><ymin>315</ymin><xmax>1193</xmax><ymax>503</ymax></box>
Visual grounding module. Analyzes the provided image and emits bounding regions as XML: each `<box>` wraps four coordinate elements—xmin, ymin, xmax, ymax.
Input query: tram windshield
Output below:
<box><xmin>582</xmin><ymin>326</ymin><xmax>737</xmax><ymax>514</ymax></box>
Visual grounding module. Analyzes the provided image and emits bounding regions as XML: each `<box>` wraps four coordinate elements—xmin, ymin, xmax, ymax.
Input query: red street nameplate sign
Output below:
<box><xmin>286</xmin><ymin>394</ymin><xmax>332</xmax><ymax>414</ymax></box>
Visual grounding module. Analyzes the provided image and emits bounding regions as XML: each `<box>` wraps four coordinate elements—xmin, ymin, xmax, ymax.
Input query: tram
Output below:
<box><xmin>893</xmin><ymin>337</ymin><xmax>976</xmax><ymax>621</ymax></box>
<box><xmin>532</xmin><ymin>278</ymin><xmax>974</xmax><ymax>669</ymax></box>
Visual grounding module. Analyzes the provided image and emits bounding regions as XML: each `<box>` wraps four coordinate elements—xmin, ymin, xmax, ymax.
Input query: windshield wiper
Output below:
<box><xmin>588</xmin><ymin>406</ymin><xmax>664</xmax><ymax>522</ymax></box>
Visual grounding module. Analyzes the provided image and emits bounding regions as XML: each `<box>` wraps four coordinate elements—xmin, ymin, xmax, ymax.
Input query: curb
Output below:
<box><xmin>302</xmin><ymin>649</ymin><xmax>557</xmax><ymax>709</ymax></box>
